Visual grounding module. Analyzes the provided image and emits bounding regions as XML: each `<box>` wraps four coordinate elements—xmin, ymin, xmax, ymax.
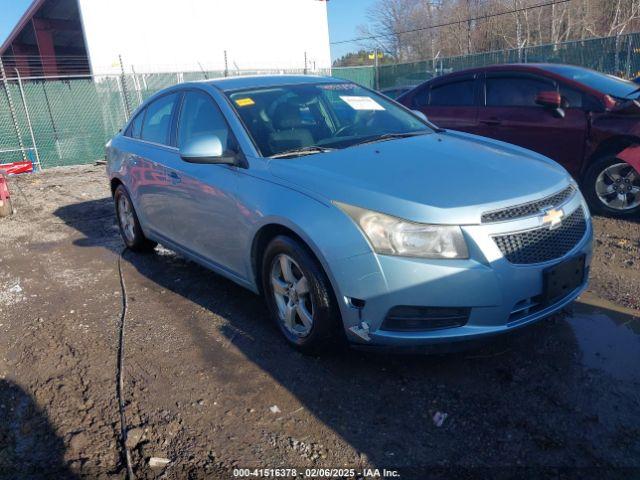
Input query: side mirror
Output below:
<box><xmin>535</xmin><ymin>91</ymin><xmax>561</xmax><ymax>109</ymax></box>
<box><xmin>535</xmin><ymin>91</ymin><xmax>565</xmax><ymax>118</ymax></box>
<box><xmin>412</xmin><ymin>110</ymin><xmax>429</xmax><ymax>122</ymax></box>
<box><xmin>180</xmin><ymin>134</ymin><xmax>238</xmax><ymax>165</ymax></box>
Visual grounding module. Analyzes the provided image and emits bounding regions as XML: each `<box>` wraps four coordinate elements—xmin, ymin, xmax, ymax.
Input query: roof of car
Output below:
<box><xmin>205</xmin><ymin>75</ymin><xmax>345</xmax><ymax>92</ymax></box>
<box><xmin>433</xmin><ymin>63</ymin><xmax>586</xmax><ymax>78</ymax></box>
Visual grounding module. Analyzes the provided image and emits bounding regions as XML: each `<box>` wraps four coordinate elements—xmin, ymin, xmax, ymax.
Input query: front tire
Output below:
<box><xmin>261</xmin><ymin>235</ymin><xmax>341</xmax><ymax>353</ymax></box>
<box><xmin>583</xmin><ymin>155</ymin><xmax>640</xmax><ymax>217</ymax></box>
<box><xmin>114</xmin><ymin>185</ymin><xmax>157</xmax><ymax>252</ymax></box>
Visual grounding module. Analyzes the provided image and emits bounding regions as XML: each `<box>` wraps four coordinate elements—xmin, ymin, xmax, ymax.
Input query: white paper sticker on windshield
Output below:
<box><xmin>339</xmin><ymin>95</ymin><xmax>385</xmax><ymax>111</ymax></box>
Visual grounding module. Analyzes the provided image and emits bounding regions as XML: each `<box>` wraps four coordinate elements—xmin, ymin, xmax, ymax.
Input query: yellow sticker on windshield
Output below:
<box><xmin>235</xmin><ymin>97</ymin><xmax>255</xmax><ymax>107</ymax></box>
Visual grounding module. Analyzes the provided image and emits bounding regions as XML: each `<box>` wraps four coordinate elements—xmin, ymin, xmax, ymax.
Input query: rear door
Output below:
<box><xmin>128</xmin><ymin>92</ymin><xmax>181</xmax><ymax>238</ymax></box>
<box><xmin>477</xmin><ymin>72</ymin><xmax>587</xmax><ymax>172</ymax></box>
<box><xmin>408</xmin><ymin>74</ymin><xmax>480</xmax><ymax>133</ymax></box>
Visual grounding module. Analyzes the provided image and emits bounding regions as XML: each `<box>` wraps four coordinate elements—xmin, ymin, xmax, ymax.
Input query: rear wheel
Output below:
<box><xmin>261</xmin><ymin>235</ymin><xmax>341</xmax><ymax>353</ymax></box>
<box><xmin>114</xmin><ymin>185</ymin><xmax>157</xmax><ymax>252</ymax></box>
<box><xmin>583</xmin><ymin>155</ymin><xmax>640</xmax><ymax>217</ymax></box>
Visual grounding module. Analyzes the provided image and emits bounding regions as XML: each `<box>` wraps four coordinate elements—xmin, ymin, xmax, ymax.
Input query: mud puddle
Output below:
<box><xmin>569</xmin><ymin>294</ymin><xmax>640</xmax><ymax>382</ymax></box>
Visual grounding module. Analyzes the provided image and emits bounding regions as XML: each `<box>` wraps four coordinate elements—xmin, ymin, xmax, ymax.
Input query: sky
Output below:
<box><xmin>0</xmin><ymin>0</ymin><xmax>374</xmax><ymax>61</ymax></box>
<box><xmin>327</xmin><ymin>0</ymin><xmax>376</xmax><ymax>61</ymax></box>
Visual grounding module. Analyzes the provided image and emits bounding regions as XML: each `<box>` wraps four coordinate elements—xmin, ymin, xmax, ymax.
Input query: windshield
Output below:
<box><xmin>542</xmin><ymin>64</ymin><xmax>638</xmax><ymax>98</ymax></box>
<box><xmin>226</xmin><ymin>82</ymin><xmax>431</xmax><ymax>157</ymax></box>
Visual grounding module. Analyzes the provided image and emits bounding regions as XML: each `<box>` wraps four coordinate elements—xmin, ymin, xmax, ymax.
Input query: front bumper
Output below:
<box><xmin>332</xmin><ymin>196</ymin><xmax>593</xmax><ymax>347</ymax></box>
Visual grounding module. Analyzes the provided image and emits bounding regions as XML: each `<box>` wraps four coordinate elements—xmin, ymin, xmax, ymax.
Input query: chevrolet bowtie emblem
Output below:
<box><xmin>541</xmin><ymin>207</ymin><xmax>564</xmax><ymax>230</ymax></box>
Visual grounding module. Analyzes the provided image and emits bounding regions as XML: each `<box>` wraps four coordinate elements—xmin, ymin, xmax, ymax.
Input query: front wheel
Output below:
<box><xmin>583</xmin><ymin>155</ymin><xmax>640</xmax><ymax>217</ymax></box>
<box><xmin>261</xmin><ymin>235</ymin><xmax>341</xmax><ymax>354</ymax></box>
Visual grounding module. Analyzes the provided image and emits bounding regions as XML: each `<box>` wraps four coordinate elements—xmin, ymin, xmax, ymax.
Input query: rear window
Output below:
<box><xmin>126</xmin><ymin>110</ymin><xmax>145</xmax><ymax>138</ymax></box>
<box><xmin>140</xmin><ymin>93</ymin><xmax>179</xmax><ymax>145</ymax></box>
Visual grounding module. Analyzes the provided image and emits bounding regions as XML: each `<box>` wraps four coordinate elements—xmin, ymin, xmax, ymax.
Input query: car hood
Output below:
<box><xmin>267</xmin><ymin>131</ymin><xmax>571</xmax><ymax>225</ymax></box>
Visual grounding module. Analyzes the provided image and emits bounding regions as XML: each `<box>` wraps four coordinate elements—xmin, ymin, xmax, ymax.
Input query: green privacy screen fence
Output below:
<box><xmin>1</xmin><ymin>32</ymin><xmax>639</xmax><ymax>170</ymax></box>
<box><xmin>332</xmin><ymin>31</ymin><xmax>640</xmax><ymax>89</ymax></box>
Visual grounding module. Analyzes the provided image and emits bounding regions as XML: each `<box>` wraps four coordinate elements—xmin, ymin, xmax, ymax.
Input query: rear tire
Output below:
<box><xmin>114</xmin><ymin>185</ymin><xmax>157</xmax><ymax>252</ymax></box>
<box><xmin>583</xmin><ymin>155</ymin><xmax>640</xmax><ymax>218</ymax></box>
<box><xmin>261</xmin><ymin>235</ymin><xmax>341</xmax><ymax>354</ymax></box>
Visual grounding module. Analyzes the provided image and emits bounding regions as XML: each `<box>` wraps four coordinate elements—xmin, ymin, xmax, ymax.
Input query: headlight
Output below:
<box><xmin>334</xmin><ymin>202</ymin><xmax>469</xmax><ymax>259</ymax></box>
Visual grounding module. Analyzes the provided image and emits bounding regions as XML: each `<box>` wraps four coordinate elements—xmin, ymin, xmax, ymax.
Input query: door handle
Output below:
<box><xmin>168</xmin><ymin>171</ymin><xmax>181</xmax><ymax>184</ymax></box>
<box><xmin>480</xmin><ymin>118</ymin><xmax>502</xmax><ymax>126</ymax></box>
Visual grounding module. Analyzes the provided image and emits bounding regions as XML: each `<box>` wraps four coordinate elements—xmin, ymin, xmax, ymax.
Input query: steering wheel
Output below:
<box><xmin>334</xmin><ymin>125</ymin><xmax>356</xmax><ymax>137</ymax></box>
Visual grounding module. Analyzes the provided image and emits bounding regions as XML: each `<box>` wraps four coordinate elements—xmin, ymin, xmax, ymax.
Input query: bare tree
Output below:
<box><xmin>351</xmin><ymin>0</ymin><xmax>640</xmax><ymax>64</ymax></box>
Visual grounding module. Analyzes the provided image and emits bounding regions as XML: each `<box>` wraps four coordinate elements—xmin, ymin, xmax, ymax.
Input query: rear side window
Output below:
<box><xmin>140</xmin><ymin>93</ymin><xmax>179</xmax><ymax>145</ymax></box>
<box><xmin>429</xmin><ymin>80</ymin><xmax>475</xmax><ymax>106</ymax></box>
<box><xmin>126</xmin><ymin>110</ymin><xmax>145</xmax><ymax>138</ymax></box>
<box><xmin>177</xmin><ymin>91</ymin><xmax>234</xmax><ymax>151</ymax></box>
<box><xmin>486</xmin><ymin>76</ymin><xmax>555</xmax><ymax>107</ymax></box>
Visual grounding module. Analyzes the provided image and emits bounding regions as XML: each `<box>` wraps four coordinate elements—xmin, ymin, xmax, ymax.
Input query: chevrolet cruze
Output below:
<box><xmin>107</xmin><ymin>76</ymin><xmax>593</xmax><ymax>352</ymax></box>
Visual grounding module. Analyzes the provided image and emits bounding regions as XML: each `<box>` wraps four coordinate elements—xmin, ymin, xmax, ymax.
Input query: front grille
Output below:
<box><xmin>482</xmin><ymin>185</ymin><xmax>575</xmax><ymax>223</ymax></box>
<box><xmin>493</xmin><ymin>207</ymin><xmax>587</xmax><ymax>264</ymax></box>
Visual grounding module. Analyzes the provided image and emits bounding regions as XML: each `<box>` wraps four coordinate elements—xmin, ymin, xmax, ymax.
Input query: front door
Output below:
<box><xmin>477</xmin><ymin>72</ymin><xmax>587</xmax><ymax>174</ymax></box>
<box><xmin>133</xmin><ymin>92</ymin><xmax>181</xmax><ymax>238</ymax></box>
<box><xmin>163</xmin><ymin>90</ymin><xmax>245</xmax><ymax>276</ymax></box>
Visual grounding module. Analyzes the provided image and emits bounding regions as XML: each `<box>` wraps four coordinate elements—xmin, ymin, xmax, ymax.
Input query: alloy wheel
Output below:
<box><xmin>595</xmin><ymin>162</ymin><xmax>640</xmax><ymax>211</ymax></box>
<box><xmin>117</xmin><ymin>194</ymin><xmax>136</xmax><ymax>243</ymax></box>
<box><xmin>270</xmin><ymin>254</ymin><xmax>314</xmax><ymax>337</ymax></box>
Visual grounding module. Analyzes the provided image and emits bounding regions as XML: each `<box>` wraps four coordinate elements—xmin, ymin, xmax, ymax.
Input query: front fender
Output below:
<box><xmin>239</xmin><ymin>174</ymin><xmax>386</xmax><ymax>332</ymax></box>
<box><xmin>617</xmin><ymin>144</ymin><xmax>640</xmax><ymax>174</ymax></box>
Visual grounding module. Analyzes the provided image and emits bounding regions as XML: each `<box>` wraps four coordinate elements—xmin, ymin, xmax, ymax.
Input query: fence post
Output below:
<box><xmin>626</xmin><ymin>35</ymin><xmax>633</xmax><ymax>78</ymax></box>
<box><xmin>131</xmin><ymin>66</ymin><xmax>143</xmax><ymax>106</ymax></box>
<box><xmin>14</xmin><ymin>68</ymin><xmax>42</xmax><ymax>170</ymax></box>
<box><xmin>374</xmin><ymin>48</ymin><xmax>380</xmax><ymax>90</ymax></box>
<box><xmin>0</xmin><ymin>58</ymin><xmax>27</xmax><ymax>162</ymax></box>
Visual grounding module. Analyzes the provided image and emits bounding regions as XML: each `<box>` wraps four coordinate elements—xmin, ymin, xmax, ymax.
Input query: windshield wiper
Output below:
<box><xmin>270</xmin><ymin>145</ymin><xmax>335</xmax><ymax>159</ymax></box>
<box><xmin>349</xmin><ymin>131</ymin><xmax>429</xmax><ymax>148</ymax></box>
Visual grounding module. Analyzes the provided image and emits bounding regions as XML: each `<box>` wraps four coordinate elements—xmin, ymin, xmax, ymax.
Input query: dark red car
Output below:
<box><xmin>398</xmin><ymin>63</ymin><xmax>640</xmax><ymax>218</ymax></box>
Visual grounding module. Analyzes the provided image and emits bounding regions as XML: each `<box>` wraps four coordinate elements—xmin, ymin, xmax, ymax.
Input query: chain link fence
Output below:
<box><xmin>332</xmin><ymin>31</ymin><xmax>640</xmax><ymax>90</ymax></box>
<box><xmin>0</xmin><ymin>68</ymin><xmax>331</xmax><ymax>170</ymax></box>
<box><xmin>1</xmin><ymin>31</ymin><xmax>640</xmax><ymax>170</ymax></box>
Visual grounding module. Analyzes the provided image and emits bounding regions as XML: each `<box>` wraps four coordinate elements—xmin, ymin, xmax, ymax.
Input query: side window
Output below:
<box><xmin>486</xmin><ymin>76</ymin><xmax>555</xmax><ymax>107</ymax></box>
<box><xmin>429</xmin><ymin>80</ymin><xmax>475</xmax><ymax>106</ymax></box>
<box><xmin>140</xmin><ymin>93</ymin><xmax>179</xmax><ymax>145</ymax></box>
<box><xmin>412</xmin><ymin>86</ymin><xmax>430</xmax><ymax>108</ymax></box>
<box><xmin>126</xmin><ymin>110</ymin><xmax>145</xmax><ymax>138</ymax></box>
<box><xmin>177</xmin><ymin>91</ymin><xmax>233</xmax><ymax>151</ymax></box>
<box><xmin>559</xmin><ymin>85</ymin><xmax>583</xmax><ymax>108</ymax></box>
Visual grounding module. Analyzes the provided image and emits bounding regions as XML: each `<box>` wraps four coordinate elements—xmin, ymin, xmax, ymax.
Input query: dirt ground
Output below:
<box><xmin>1</xmin><ymin>164</ymin><xmax>639</xmax><ymax>479</ymax></box>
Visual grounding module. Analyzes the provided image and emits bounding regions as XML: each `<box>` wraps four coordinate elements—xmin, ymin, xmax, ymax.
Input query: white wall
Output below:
<box><xmin>77</xmin><ymin>0</ymin><xmax>331</xmax><ymax>74</ymax></box>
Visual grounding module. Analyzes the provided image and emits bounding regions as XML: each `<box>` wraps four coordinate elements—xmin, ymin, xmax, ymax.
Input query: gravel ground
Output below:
<box><xmin>0</xmin><ymin>165</ymin><xmax>639</xmax><ymax>479</ymax></box>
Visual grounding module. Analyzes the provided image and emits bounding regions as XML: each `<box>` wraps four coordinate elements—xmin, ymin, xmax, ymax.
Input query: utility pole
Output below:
<box><xmin>304</xmin><ymin>51</ymin><xmax>308</xmax><ymax>75</ymax></box>
<box><xmin>224</xmin><ymin>50</ymin><xmax>228</xmax><ymax>77</ymax></box>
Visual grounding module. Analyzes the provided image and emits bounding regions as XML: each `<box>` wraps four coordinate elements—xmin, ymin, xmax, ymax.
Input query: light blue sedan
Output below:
<box><xmin>107</xmin><ymin>75</ymin><xmax>593</xmax><ymax>352</ymax></box>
